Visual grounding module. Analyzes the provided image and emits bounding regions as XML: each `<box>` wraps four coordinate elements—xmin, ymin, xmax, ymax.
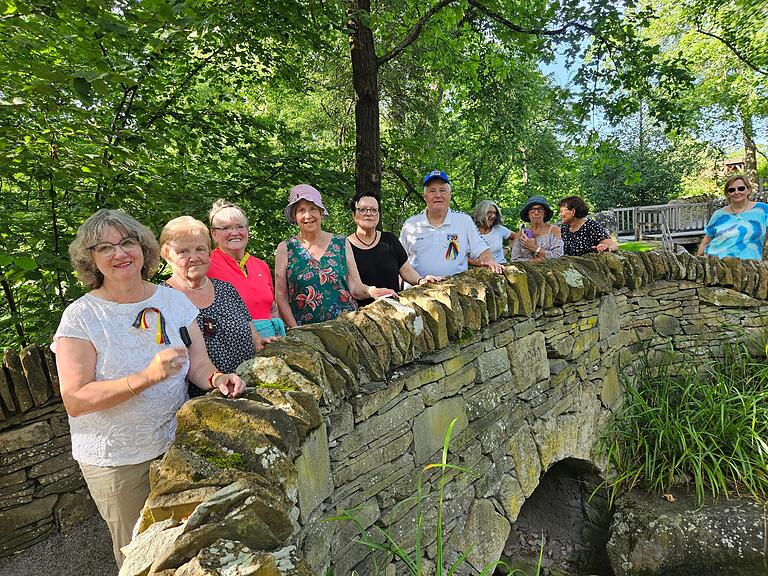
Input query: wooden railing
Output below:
<box><xmin>613</xmin><ymin>201</ymin><xmax>713</xmax><ymax>240</ymax></box>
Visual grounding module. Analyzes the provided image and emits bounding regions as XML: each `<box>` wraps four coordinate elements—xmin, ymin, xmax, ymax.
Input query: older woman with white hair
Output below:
<box><xmin>275</xmin><ymin>184</ymin><xmax>396</xmax><ymax>327</ymax></box>
<box><xmin>160</xmin><ymin>216</ymin><xmax>271</xmax><ymax>392</ymax></box>
<box><xmin>52</xmin><ymin>209</ymin><xmax>245</xmax><ymax>568</ymax></box>
<box><xmin>470</xmin><ymin>199</ymin><xmax>514</xmax><ymax>264</ymax></box>
<box><xmin>207</xmin><ymin>198</ymin><xmax>285</xmax><ymax>337</ymax></box>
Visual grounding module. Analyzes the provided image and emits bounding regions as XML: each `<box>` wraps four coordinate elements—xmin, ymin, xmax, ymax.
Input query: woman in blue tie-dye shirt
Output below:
<box><xmin>697</xmin><ymin>174</ymin><xmax>768</xmax><ymax>260</ymax></box>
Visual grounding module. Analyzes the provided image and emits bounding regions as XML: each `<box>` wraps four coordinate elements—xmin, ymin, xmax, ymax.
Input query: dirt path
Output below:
<box><xmin>0</xmin><ymin>515</ymin><xmax>117</xmax><ymax>576</ymax></box>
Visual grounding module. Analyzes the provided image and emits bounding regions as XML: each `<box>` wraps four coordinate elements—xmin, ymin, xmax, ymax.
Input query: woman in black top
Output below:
<box><xmin>559</xmin><ymin>196</ymin><xmax>618</xmax><ymax>256</ymax></box>
<box><xmin>348</xmin><ymin>192</ymin><xmax>442</xmax><ymax>306</ymax></box>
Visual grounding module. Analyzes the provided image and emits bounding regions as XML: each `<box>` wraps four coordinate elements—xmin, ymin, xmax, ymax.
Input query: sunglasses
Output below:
<box><xmin>727</xmin><ymin>185</ymin><xmax>747</xmax><ymax>193</ymax></box>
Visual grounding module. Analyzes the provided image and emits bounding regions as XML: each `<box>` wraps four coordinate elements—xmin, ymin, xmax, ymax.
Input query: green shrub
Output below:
<box><xmin>602</xmin><ymin>341</ymin><xmax>768</xmax><ymax>505</ymax></box>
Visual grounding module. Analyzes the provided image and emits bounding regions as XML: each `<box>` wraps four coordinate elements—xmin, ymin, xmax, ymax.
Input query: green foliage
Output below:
<box><xmin>329</xmin><ymin>418</ymin><xmax>544</xmax><ymax>575</ymax></box>
<box><xmin>602</xmin><ymin>339</ymin><xmax>768</xmax><ymax>505</ymax></box>
<box><xmin>577</xmin><ymin>119</ymin><xmax>717</xmax><ymax>211</ymax></box>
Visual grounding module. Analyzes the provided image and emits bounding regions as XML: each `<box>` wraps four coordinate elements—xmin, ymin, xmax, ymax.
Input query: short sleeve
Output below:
<box><xmin>399</xmin><ymin>222</ymin><xmax>411</xmax><ymax>257</ymax></box>
<box><xmin>51</xmin><ymin>300</ymin><xmax>91</xmax><ymax>352</ymax></box>
<box><xmin>498</xmin><ymin>225</ymin><xmax>513</xmax><ymax>240</ymax></box>
<box><xmin>704</xmin><ymin>210</ymin><xmax>721</xmax><ymax>237</ymax></box>
<box><xmin>386</xmin><ymin>232</ymin><xmax>408</xmax><ymax>268</ymax></box>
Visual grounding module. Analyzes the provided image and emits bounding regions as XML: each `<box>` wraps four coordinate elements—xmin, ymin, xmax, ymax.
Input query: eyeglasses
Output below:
<box><xmin>355</xmin><ymin>207</ymin><xmax>379</xmax><ymax>215</ymax></box>
<box><xmin>529</xmin><ymin>207</ymin><xmax>546</xmax><ymax>213</ymax></box>
<box><xmin>211</xmin><ymin>224</ymin><xmax>247</xmax><ymax>232</ymax></box>
<box><xmin>89</xmin><ymin>236</ymin><xmax>140</xmax><ymax>256</ymax></box>
<box><xmin>726</xmin><ymin>185</ymin><xmax>747</xmax><ymax>193</ymax></box>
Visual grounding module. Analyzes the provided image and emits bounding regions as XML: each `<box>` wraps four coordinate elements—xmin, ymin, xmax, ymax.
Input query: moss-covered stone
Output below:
<box><xmin>504</xmin><ymin>267</ymin><xmax>534</xmax><ymax>317</ymax></box>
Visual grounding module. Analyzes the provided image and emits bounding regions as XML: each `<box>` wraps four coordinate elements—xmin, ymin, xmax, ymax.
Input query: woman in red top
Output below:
<box><xmin>207</xmin><ymin>199</ymin><xmax>286</xmax><ymax>337</ymax></box>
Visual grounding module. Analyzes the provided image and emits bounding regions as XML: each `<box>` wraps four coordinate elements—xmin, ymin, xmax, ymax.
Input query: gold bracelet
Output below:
<box><xmin>126</xmin><ymin>376</ymin><xmax>138</xmax><ymax>397</ymax></box>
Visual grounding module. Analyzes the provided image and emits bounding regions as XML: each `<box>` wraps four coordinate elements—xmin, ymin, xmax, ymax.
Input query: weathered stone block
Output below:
<box><xmin>476</xmin><ymin>347</ymin><xmax>511</xmax><ymax>382</ymax></box>
<box><xmin>698</xmin><ymin>286</ymin><xmax>760</xmax><ymax>308</ymax></box>
<box><xmin>496</xmin><ymin>472</ymin><xmax>526</xmax><ymax>522</ymax></box>
<box><xmin>398</xmin><ymin>363</ymin><xmax>445</xmax><ymax>391</ymax></box>
<box><xmin>54</xmin><ymin>488</ymin><xmax>97</xmax><ymax>533</ymax></box>
<box><xmin>507</xmin><ymin>331</ymin><xmax>549</xmax><ymax>392</ymax></box>
<box><xmin>0</xmin><ymin>470</ymin><xmax>26</xmax><ymax>490</ymax></box>
<box><xmin>333</xmin><ymin>431</ymin><xmax>411</xmax><ymax>488</ymax></box>
<box><xmin>0</xmin><ymin>435</ymin><xmax>70</xmax><ymax>474</ymax></box>
<box><xmin>0</xmin><ymin>421</ymin><xmax>53</xmax><ymax>455</ymax></box>
<box><xmin>0</xmin><ymin>493</ymin><xmax>56</xmax><ymax>537</ymax></box>
<box><xmin>507</xmin><ymin>425</ymin><xmax>541</xmax><ymax>498</ymax></box>
<box><xmin>3</xmin><ymin>349</ymin><xmax>34</xmax><ymax>413</ymax></box>
<box><xmin>412</xmin><ymin>397</ymin><xmax>468</xmax><ymax>465</ymax></box>
<box><xmin>121</xmin><ymin>518</ymin><xmax>184</xmax><ymax>576</ymax></box>
<box><xmin>608</xmin><ymin>489</ymin><xmax>768</xmax><ymax>576</ymax></box>
<box><xmin>36</xmin><ymin>465</ymin><xmax>84</xmax><ymax>496</ymax></box>
<box><xmin>453</xmin><ymin>498</ymin><xmax>511</xmax><ymax>572</ymax></box>
<box><xmin>504</xmin><ymin>268</ymin><xmax>534</xmax><ymax>316</ymax></box>
<box><xmin>295</xmin><ymin>423</ymin><xmax>333</xmax><ymax>524</ymax></box>
<box><xmin>328</xmin><ymin>403</ymin><xmax>353</xmax><ymax>443</ymax></box>
<box><xmin>443</xmin><ymin>341</ymin><xmax>484</xmax><ymax>375</ymax></box>
<box><xmin>654</xmin><ymin>314</ymin><xmax>681</xmax><ymax>337</ymax></box>
<box><xmin>598</xmin><ymin>293</ymin><xmax>620</xmax><ymax>339</ymax></box>
<box><xmin>19</xmin><ymin>345</ymin><xmax>52</xmax><ymax>408</ymax></box>
<box><xmin>351</xmin><ymin>380</ymin><xmax>405</xmax><ymax>423</ymax></box>
<box><xmin>421</xmin><ymin>364</ymin><xmax>476</xmax><ymax>406</ymax></box>
<box><xmin>28</xmin><ymin>451</ymin><xmax>76</xmax><ymax>478</ymax></box>
<box><xmin>599</xmin><ymin>367</ymin><xmax>622</xmax><ymax>410</ymax></box>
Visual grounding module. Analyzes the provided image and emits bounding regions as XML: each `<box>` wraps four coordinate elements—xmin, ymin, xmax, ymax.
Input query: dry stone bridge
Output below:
<box><xmin>3</xmin><ymin>251</ymin><xmax>768</xmax><ymax>574</ymax></box>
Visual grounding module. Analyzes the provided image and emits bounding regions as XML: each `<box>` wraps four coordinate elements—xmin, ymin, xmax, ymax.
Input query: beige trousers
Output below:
<box><xmin>79</xmin><ymin>459</ymin><xmax>152</xmax><ymax>568</ymax></box>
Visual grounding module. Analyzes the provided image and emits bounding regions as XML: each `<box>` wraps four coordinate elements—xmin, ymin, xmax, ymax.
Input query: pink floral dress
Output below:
<box><xmin>287</xmin><ymin>235</ymin><xmax>357</xmax><ymax>325</ymax></box>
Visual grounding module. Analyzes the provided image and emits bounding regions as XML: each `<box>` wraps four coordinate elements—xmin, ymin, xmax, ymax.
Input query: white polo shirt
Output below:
<box><xmin>400</xmin><ymin>208</ymin><xmax>489</xmax><ymax>277</ymax></box>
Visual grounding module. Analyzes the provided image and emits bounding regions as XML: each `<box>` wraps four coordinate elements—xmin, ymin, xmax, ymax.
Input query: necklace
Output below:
<box><xmin>355</xmin><ymin>230</ymin><xmax>378</xmax><ymax>247</ymax></box>
<box><xmin>188</xmin><ymin>277</ymin><xmax>210</xmax><ymax>291</ymax></box>
<box><xmin>729</xmin><ymin>202</ymin><xmax>751</xmax><ymax>215</ymax></box>
<box><xmin>170</xmin><ymin>276</ymin><xmax>209</xmax><ymax>291</ymax></box>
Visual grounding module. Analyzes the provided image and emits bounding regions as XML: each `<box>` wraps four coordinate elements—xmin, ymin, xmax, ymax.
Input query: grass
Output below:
<box><xmin>601</xmin><ymin>339</ymin><xmax>768</xmax><ymax>505</ymax></box>
<box><xmin>617</xmin><ymin>241</ymin><xmax>661</xmax><ymax>252</ymax></box>
<box><xmin>329</xmin><ymin>418</ymin><xmax>545</xmax><ymax>576</ymax></box>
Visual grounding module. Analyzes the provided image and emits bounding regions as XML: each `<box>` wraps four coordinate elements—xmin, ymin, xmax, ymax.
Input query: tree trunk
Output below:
<box><xmin>348</xmin><ymin>0</ymin><xmax>382</xmax><ymax>198</ymax></box>
<box><xmin>739</xmin><ymin>110</ymin><xmax>758</xmax><ymax>185</ymax></box>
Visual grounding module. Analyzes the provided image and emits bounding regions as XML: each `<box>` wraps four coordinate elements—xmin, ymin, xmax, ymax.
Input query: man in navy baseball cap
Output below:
<box><xmin>399</xmin><ymin>169</ymin><xmax>504</xmax><ymax>280</ymax></box>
